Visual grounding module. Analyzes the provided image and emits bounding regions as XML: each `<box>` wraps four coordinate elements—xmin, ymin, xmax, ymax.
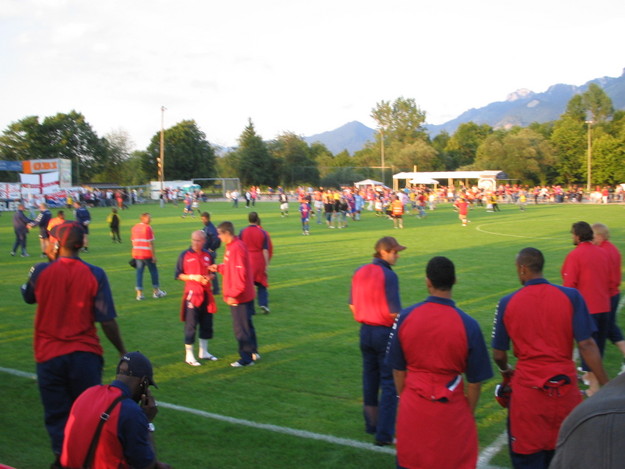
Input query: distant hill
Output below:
<box><xmin>426</xmin><ymin>68</ymin><xmax>625</xmax><ymax>136</ymax></box>
<box><xmin>303</xmin><ymin>121</ymin><xmax>376</xmax><ymax>155</ymax></box>
<box><xmin>303</xmin><ymin>68</ymin><xmax>625</xmax><ymax>154</ymax></box>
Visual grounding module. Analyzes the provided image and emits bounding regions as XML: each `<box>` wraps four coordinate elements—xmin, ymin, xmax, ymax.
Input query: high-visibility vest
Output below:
<box><xmin>131</xmin><ymin>223</ymin><xmax>153</xmax><ymax>259</ymax></box>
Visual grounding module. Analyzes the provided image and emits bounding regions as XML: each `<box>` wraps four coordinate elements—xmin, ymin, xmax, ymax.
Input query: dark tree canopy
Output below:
<box><xmin>233</xmin><ymin>119</ymin><xmax>276</xmax><ymax>186</ymax></box>
<box><xmin>144</xmin><ymin>120</ymin><xmax>216</xmax><ymax>181</ymax></box>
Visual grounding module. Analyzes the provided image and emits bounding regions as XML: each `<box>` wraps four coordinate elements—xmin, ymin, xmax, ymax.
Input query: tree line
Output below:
<box><xmin>1</xmin><ymin>83</ymin><xmax>623</xmax><ymax>188</ymax></box>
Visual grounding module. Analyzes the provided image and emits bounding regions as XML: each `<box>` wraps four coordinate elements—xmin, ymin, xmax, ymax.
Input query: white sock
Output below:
<box><xmin>199</xmin><ymin>339</ymin><xmax>209</xmax><ymax>358</ymax></box>
<box><xmin>185</xmin><ymin>344</ymin><xmax>196</xmax><ymax>362</ymax></box>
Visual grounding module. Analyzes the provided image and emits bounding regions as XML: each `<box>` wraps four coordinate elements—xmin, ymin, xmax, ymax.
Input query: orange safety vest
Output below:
<box><xmin>131</xmin><ymin>223</ymin><xmax>153</xmax><ymax>259</ymax></box>
<box><xmin>391</xmin><ymin>200</ymin><xmax>403</xmax><ymax>216</ymax></box>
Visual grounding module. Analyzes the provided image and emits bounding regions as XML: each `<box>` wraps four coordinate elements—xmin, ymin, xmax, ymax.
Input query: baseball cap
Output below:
<box><xmin>375</xmin><ymin>236</ymin><xmax>407</xmax><ymax>254</ymax></box>
<box><xmin>49</xmin><ymin>222</ymin><xmax>85</xmax><ymax>250</ymax></box>
<box><xmin>116</xmin><ymin>351</ymin><xmax>158</xmax><ymax>387</ymax></box>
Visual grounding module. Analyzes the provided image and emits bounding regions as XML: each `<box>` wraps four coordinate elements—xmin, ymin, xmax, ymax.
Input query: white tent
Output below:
<box><xmin>354</xmin><ymin>179</ymin><xmax>388</xmax><ymax>187</ymax></box>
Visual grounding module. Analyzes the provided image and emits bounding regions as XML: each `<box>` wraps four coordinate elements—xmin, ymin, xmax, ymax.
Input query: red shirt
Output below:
<box><xmin>561</xmin><ymin>242</ymin><xmax>611</xmax><ymax>314</ymax></box>
<box><xmin>218</xmin><ymin>237</ymin><xmax>255</xmax><ymax>303</ymax></box>
<box><xmin>239</xmin><ymin>225</ymin><xmax>272</xmax><ymax>287</ymax></box>
<box><xmin>22</xmin><ymin>257</ymin><xmax>117</xmax><ymax>363</ymax></box>
<box><xmin>492</xmin><ymin>279</ymin><xmax>593</xmax><ymax>454</ymax></box>
<box><xmin>175</xmin><ymin>248</ymin><xmax>217</xmax><ymax>320</ymax></box>
<box><xmin>61</xmin><ymin>382</ymin><xmax>154</xmax><ymax>469</ymax></box>
<box><xmin>349</xmin><ymin>258</ymin><xmax>401</xmax><ymax>327</ymax></box>
<box><xmin>387</xmin><ymin>297</ymin><xmax>492</xmax><ymax>468</ymax></box>
<box><xmin>598</xmin><ymin>240</ymin><xmax>621</xmax><ymax>296</ymax></box>
<box><xmin>455</xmin><ymin>200</ymin><xmax>469</xmax><ymax>215</ymax></box>
<box><xmin>62</xmin><ymin>385</ymin><xmax>128</xmax><ymax>469</ymax></box>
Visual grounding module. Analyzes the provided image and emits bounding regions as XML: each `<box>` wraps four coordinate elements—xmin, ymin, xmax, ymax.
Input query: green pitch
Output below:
<box><xmin>1</xmin><ymin>200</ymin><xmax>623</xmax><ymax>468</ymax></box>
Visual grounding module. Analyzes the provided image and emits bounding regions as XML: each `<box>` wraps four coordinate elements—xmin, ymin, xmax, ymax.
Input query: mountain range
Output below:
<box><xmin>304</xmin><ymin>68</ymin><xmax>625</xmax><ymax>155</ymax></box>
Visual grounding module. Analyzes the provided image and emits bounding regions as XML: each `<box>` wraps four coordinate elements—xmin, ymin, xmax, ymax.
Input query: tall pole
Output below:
<box><xmin>380</xmin><ymin>127</ymin><xmax>385</xmax><ymax>185</ymax></box>
<box><xmin>159</xmin><ymin>106</ymin><xmax>166</xmax><ymax>191</ymax></box>
<box><xmin>585</xmin><ymin>120</ymin><xmax>593</xmax><ymax>193</ymax></box>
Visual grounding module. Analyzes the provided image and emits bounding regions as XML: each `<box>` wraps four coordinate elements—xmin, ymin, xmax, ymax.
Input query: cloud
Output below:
<box><xmin>0</xmin><ymin>0</ymin><xmax>623</xmax><ymax>149</ymax></box>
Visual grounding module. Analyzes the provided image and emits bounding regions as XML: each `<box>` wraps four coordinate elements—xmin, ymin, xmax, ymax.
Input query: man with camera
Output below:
<box><xmin>61</xmin><ymin>351</ymin><xmax>171</xmax><ymax>469</ymax></box>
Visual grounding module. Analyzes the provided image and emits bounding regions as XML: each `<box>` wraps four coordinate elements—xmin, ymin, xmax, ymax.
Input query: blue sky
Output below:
<box><xmin>1</xmin><ymin>0</ymin><xmax>623</xmax><ymax>149</ymax></box>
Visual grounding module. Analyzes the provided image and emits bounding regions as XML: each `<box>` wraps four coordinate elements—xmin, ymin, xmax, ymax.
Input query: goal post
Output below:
<box><xmin>192</xmin><ymin>178</ymin><xmax>240</xmax><ymax>199</ymax></box>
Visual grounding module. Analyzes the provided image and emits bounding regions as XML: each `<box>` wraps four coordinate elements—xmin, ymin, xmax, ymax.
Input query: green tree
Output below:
<box><xmin>270</xmin><ymin>132</ymin><xmax>319</xmax><ymax>186</ymax></box>
<box><xmin>563</xmin><ymin>94</ymin><xmax>587</xmax><ymax>121</ymax></box>
<box><xmin>394</xmin><ymin>140</ymin><xmax>441</xmax><ymax>171</ymax></box>
<box><xmin>144</xmin><ymin>120</ymin><xmax>216</xmax><ymax>181</ymax></box>
<box><xmin>551</xmin><ymin>85</ymin><xmax>615</xmax><ymax>186</ymax></box>
<box><xmin>40</xmin><ymin>111</ymin><xmax>107</xmax><ymax>184</ymax></box>
<box><xmin>445</xmin><ymin>122</ymin><xmax>493</xmax><ymax>169</ymax></box>
<box><xmin>592</xmin><ymin>131</ymin><xmax>625</xmax><ymax>185</ymax></box>
<box><xmin>475</xmin><ymin>127</ymin><xmax>554</xmax><ymax>185</ymax></box>
<box><xmin>370</xmin><ymin>97</ymin><xmax>429</xmax><ymax>173</ymax></box>
<box><xmin>371</xmin><ymin>97</ymin><xmax>427</xmax><ymax>145</ymax></box>
<box><xmin>216</xmin><ymin>151</ymin><xmax>240</xmax><ymax>179</ymax></box>
<box><xmin>550</xmin><ymin>116</ymin><xmax>586</xmax><ymax>184</ymax></box>
<box><xmin>310</xmin><ymin>142</ymin><xmax>336</xmax><ymax>178</ymax></box>
<box><xmin>120</xmin><ymin>151</ymin><xmax>149</xmax><ymax>186</ymax></box>
<box><xmin>345</xmin><ymin>143</ymin><xmax>381</xmax><ymax>180</ymax></box>
<box><xmin>233</xmin><ymin>119</ymin><xmax>276</xmax><ymax>186</ymax></box>
<box><xmin>92</xmin><ymin>129</ymin><xmax>135</xmax><ymax>184</ymax></box>
<box><xmin>583</xmin><ymin>83</ymin><xmax>614</xmax><ymax>123</ymax></box>
<box><xmin>0</xmin><ymin>116</ymin><xmax>45</xmax><ymax>162</ymax></box>
<box><xmin>319</xmin><ymin>167</ymin><xmax>366</xmax><ymax>188</ymax></box>
<box><xmin>431</xmin><ymin>131</ymin><xmax>453</xmax><ymax>169</ymax></box>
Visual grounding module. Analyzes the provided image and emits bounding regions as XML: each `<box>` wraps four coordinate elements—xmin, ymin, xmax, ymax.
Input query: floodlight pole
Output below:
<box><xmin>159</xmin><ymin>106</ymin><xmax>166</xmax><ymax>191</ymax></box>
<box><xmin>585</xmin><ymin>120</ymin><xmax>593</xmax><ymax>193</ymax></box>
<box><xmin>380</xmin><ymin>127</ymin><xmax>385</xmax><ymax>185</ymax></box>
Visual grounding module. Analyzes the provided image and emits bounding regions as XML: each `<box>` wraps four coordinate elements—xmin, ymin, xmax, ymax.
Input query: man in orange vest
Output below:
<box><xmin>390</xmin><ymin>195</ymin><xmax>404</xmax><ymax>229</ymax></box>
<box><xmin>131</xmin><ymin>213</ymin><xmax>166</xmax><ymax>301</ymax></box>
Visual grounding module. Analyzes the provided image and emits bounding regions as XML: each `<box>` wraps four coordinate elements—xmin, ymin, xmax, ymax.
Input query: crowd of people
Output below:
<box><xmin>9</xmin><ymin>181</ymin><xmax>625</xmax><ymax>469</ymax></box>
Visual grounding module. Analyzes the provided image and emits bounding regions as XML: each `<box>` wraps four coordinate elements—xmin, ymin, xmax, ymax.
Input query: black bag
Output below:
<box><xmin>129</xmin><ymin>258</ymin><xmax>137</xmax><ymax>269</ymax></box>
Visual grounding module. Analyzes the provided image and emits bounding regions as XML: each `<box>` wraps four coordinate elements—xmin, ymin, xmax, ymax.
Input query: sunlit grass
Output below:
<box><xmin>1</xmin><ymin>200</ymin><xmax>624</xmax><ymax>467</ymax></box>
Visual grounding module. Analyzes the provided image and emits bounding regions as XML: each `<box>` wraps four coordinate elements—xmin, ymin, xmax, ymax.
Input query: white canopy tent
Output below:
<box><xmin>354</xmin><ymin>179</ymin><xmax>389</xmax><ymax>188</ymax></box>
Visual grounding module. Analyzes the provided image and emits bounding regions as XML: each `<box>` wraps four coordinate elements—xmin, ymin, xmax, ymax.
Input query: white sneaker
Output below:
<box><xmin>230</xmin><ymin>361</ymin><xmax>254</xmax><ymax>367</ymax></box>
<box><xmin>252</xmin><ymin>353</ymin><xmax>261</xmax><ymax>361</ymax></box>
<box><xmin>153</xmin><ymin>290</ymin><xmax>167</xmax><ymax>299</ymax></box>
<box><xmin>199</xmin><ymin>353</ymin><xmax>218</xmax><ymax>361</ymax></box>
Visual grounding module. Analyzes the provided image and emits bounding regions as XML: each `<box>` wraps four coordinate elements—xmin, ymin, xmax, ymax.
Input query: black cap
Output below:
<box><xmin>116</xmin><ymin>351</ymin><xmax>157</xmax><ymax>388</ymax></box>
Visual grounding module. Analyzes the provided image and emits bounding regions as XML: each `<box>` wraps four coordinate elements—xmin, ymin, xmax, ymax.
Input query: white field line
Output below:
<box><xmin>475</xmin><ymin>223</ymin><xmax>560</xmax><ymax>241</ymax></box>
<box><xmin>0</xmin><ymin>366</ymin><xmax>506</xmax><ymax>467</ymax></box>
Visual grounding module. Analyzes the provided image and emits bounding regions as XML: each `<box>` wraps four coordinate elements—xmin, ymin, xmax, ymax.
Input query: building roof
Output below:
<box><xmin>393</xmin><ymin>170</ymin><xmax>505</xmax><ymax>181</ymax></box>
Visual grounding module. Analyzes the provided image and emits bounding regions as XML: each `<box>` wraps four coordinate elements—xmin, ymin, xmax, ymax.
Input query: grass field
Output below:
<box><xmin>1</xmin><ymin>199</ymin><xmax>624</xmax><ymax>468</ymax></box>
